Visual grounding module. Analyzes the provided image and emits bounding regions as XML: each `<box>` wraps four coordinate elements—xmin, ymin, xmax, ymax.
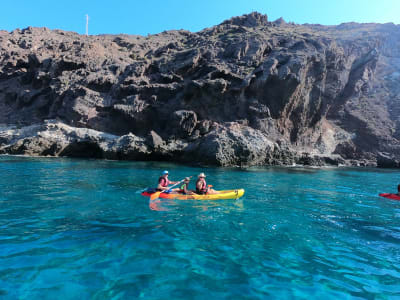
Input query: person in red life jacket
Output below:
<box><xmin>195</xmin><ymin>173</ymin><xmax>217</xmax><ymax>195</ymax></box>
<box><xmin>179</xmin><ymin>177</ymin><xmax>195</xmax><ymax>195</ymax></box>
<box><xmin>156</xmin><ymin>170</ymin><xmax>179</xmax><ymax>192</ymax></box>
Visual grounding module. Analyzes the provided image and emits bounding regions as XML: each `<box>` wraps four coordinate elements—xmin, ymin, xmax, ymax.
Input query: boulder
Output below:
<box><xmin>170</xmin><ymin>110</ymin><xmax>197</xmax><ymax>137</ymax></box>
<box><xmin>182</xmin><ymin>123</ymin><xmax>275</xmax><ymax>166</ymax></box>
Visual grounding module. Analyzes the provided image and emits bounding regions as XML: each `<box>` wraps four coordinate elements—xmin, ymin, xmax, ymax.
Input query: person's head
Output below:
<box><xmin>184</xmin><ymin>177</ymin><xmax>190</xmax><ymax>183</ymax></box>
<box><xmin>162</xmin><ymin>170</ymin><xmax>169</xmax><ymax>177</ymax></box>
<box><xmin>198</xmin><ymin>173</ymin><xmax>206</xmax><ymax>179</ymax></box>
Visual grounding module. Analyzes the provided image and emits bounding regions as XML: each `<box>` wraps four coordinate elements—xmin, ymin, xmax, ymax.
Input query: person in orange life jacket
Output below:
<box><xmin>179</xmin><ymin>177</ymin><xmax>195</xmax><ymax>195</ymax></box>
<box><xmin>195</xmin><ymin>173</ymin><xmax>217</xmax><ymax>195</ymax></box>
<box><xmin>157</xmin><ymin>170</ymin><xmax>179</xmax><ymax>192</ymax></box>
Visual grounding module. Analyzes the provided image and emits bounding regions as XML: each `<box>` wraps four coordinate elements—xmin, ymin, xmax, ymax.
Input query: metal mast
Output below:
<box><xmin>86</xmin><ymin>14</ymin><xmax>89</xmax><ymax>36</ymax></box>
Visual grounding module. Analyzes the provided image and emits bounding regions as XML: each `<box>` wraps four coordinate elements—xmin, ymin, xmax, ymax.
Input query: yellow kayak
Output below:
<box><xmin>142</xmin><ymin>189</ymin><xmax>245</xmax><ymax>200</ymax></box>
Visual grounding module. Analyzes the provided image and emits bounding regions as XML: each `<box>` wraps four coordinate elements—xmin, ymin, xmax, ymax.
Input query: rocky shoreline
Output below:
<box><xmin>0</xmin><ymin>120</ymin><xmax>378</xmax><ymax>167</ymax></box>
<box><xmin>1</xmin><ymin>13</ymin><xmax>400</xmax><ymax>167</ymax></box>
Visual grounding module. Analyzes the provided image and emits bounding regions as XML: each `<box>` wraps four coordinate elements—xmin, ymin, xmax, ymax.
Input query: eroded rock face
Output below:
<box><xmin>1</xmin><ymin>13</ymin><xmax>400</xmax><ymax>167</ymax></box>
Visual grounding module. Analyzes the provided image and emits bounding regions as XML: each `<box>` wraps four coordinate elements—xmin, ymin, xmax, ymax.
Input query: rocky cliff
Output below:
<box><xmin>1</xmin><ymin>12</ymin><xmax>400</xmax><ymax>167</ymax></box>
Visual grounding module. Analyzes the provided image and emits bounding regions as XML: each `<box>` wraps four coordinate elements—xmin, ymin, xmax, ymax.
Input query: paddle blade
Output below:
<box><xmin>150</xmin><ymin>191</ymin><xmax>161</xmax><ymax>201</ymax></box>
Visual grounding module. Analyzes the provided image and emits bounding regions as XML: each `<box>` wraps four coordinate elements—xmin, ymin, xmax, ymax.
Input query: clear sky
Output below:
<box><xmin>1</xmin><ymin>0</ymin><xmax>399</xmax><ymax>36</ymax></box>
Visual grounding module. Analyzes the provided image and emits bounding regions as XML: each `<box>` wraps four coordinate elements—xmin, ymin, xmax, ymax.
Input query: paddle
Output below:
<box><xmin>150</xmin><ymin>177</ymin><xmax>192</xmax><ymax>201</ymax></box>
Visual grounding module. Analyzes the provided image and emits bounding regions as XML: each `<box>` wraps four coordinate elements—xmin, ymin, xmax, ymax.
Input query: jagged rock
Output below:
<box><xmin>106</xmin><ymin>133</ymin><xmax>150</xmax><ymax>160</ymax></box>
<box><xmin>296</xmin><ymin>153</ymin><xmax>344</xmax><ymax>166</ymax></box>
<box><xmin>0</xmin><ymin>121</ymin><xmax>151</xmax><ymax>160</ymax></box>
<box><xmin>171</xmin><ymin>110</ymin><xmax>197</xmax><ymax>136</ymax></box>
<box><xmin>222</xmin><ymin>12</ymin><xmax>269</xmax><ymax>28</ymax></box>
<box><xmin>146</xmin><ymin>130</ymin><xmax>165</xmax><ymax>150</ymax></box>
<box><xmin>1</xmin><ymin>13</ymin><xmax>400</xmax><ymax>167</ymax></box>
<box><xmin>197</xmin><ymin>120</ymin><xmax>213</xmax><ymax>135</ymax></box>
<box><xmin>377</xmin><ymin>152</ymin><xmax>400</xmax><ymax>168</ymax></box>
<box><xmin>182</xmin><ymin>123</ymin><xmax>276</xmax><ymax>166</ymax></box>
<box><xmin>273</xmin><ymin>17</ymin><xmax>286</xmax><ymax>26</ymax></box>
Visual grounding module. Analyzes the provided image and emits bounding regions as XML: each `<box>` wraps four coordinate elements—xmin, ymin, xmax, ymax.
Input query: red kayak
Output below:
<box><xmin>379</xmin><ymin>193</ymin><xmax>400</xmax><ymax>201</ymax></box>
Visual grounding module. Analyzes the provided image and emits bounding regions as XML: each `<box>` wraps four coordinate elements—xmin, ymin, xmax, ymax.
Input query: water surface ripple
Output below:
<box><xmin>0</xmin><ymin>156</ymin><xmax>400</xmax><ymax>298</ymax></box>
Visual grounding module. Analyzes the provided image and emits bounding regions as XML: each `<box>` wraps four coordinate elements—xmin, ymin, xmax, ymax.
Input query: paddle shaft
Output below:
<box><xmin>150</xmin><ymin>176</ymin><xmax>192</xmax><ymax>200</ymax></box>
<box><xmin>166</xmin><ymin>178</ymin><xmax>188</xmax><ymax>192</ymax></box>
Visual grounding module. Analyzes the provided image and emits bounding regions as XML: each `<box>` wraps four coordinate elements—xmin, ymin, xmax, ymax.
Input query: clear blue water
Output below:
<box><xmin>1</xmin><ymin>156</ymin><xmax>400</xmax><ymax>299</ymax></box>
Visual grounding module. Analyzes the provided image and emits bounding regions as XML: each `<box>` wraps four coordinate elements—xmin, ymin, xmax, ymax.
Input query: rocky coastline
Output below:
<box><xmin>1</xmin><ymin>12</ymin><xmax>400</xmax><ymax>167</ymax></box>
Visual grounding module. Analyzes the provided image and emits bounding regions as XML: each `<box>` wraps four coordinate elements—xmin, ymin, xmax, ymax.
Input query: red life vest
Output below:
<box><xmin>159</xmin><ymin>176</ymin><xmax>169</xmax><ymax>187</ymax></box>
<box><xmin>196</xmin><ymin>178</ymin><xmax>207</xmax><ymax>193</ymax></box>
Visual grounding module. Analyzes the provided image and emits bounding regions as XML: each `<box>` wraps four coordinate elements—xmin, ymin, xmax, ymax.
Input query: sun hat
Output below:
<box><xmin>198</xmin><ymin>173</ymin><xmax>206</xmax><ymax>178</ymax></box>
<box><xmin>184</xmin><ymin>177</ymin><xmax>190</xmax><ymax>182</ymax></box>
<box><xmin>163</xmin><ymin>170</ymin><xmax>169</xmax><ymax>175</ymax></box>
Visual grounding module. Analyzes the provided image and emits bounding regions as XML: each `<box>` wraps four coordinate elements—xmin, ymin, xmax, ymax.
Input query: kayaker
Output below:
<box><xmin>157</xmin><ymin>170</ymin><xmax>179</xmax><ymax>192</ymax></box>
<box><xmin>179</xmin><ymin>177</ymin><xmax>195</xmax><ymax>195</ymax></box>
<box><xmin>196</xmin><ymin>173</ymin><xmax>217</xmax><ymax>195</ymax></box>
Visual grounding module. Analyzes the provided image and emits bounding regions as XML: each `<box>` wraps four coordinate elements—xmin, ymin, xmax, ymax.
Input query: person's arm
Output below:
<box><xmin>157</xmin><ymin>183</ymin><xmax>167</xmax><ymax>190</ymax></box>
<box><xmin>183</xmin><ymin>184</ymin><xmax>189</xmax><ymax>194</ymax></box>
<box><xmin>196</xmin><ymin>181</ymin><xmax>201</xmax><ymax>191</ymax></box>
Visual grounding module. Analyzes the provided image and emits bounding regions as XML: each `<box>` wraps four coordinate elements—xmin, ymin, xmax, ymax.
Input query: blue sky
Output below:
<box><xmin>1</xmin><ymin>0</ymin><xmax>399</xmax><ymax>35</ymax></box>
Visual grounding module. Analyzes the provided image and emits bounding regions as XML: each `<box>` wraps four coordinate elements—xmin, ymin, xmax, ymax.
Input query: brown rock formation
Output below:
<box><xmin>1</xmin><ymin>12</ymin><xmax>400</xmax><ymax>167</ymax></box>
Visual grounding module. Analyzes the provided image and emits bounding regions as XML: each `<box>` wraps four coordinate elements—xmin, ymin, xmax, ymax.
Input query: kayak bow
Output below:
<box><xmin>379</xmin><ymin>193</ymin><xmax>400</xmax><ymax>201</ymax></box>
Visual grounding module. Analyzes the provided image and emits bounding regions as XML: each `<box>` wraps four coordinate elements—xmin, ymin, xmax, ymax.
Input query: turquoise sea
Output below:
<box><xmin>0</xmin><ymin>155</ymin><xmax>400</xmax><ymax>299</ymax></box>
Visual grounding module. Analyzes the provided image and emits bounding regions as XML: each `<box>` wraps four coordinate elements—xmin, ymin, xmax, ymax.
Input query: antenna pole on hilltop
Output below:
<box><xmin>85</xmin><ymin>14</ymin><xmax>89</xmax><ymax>36</ymax></box>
